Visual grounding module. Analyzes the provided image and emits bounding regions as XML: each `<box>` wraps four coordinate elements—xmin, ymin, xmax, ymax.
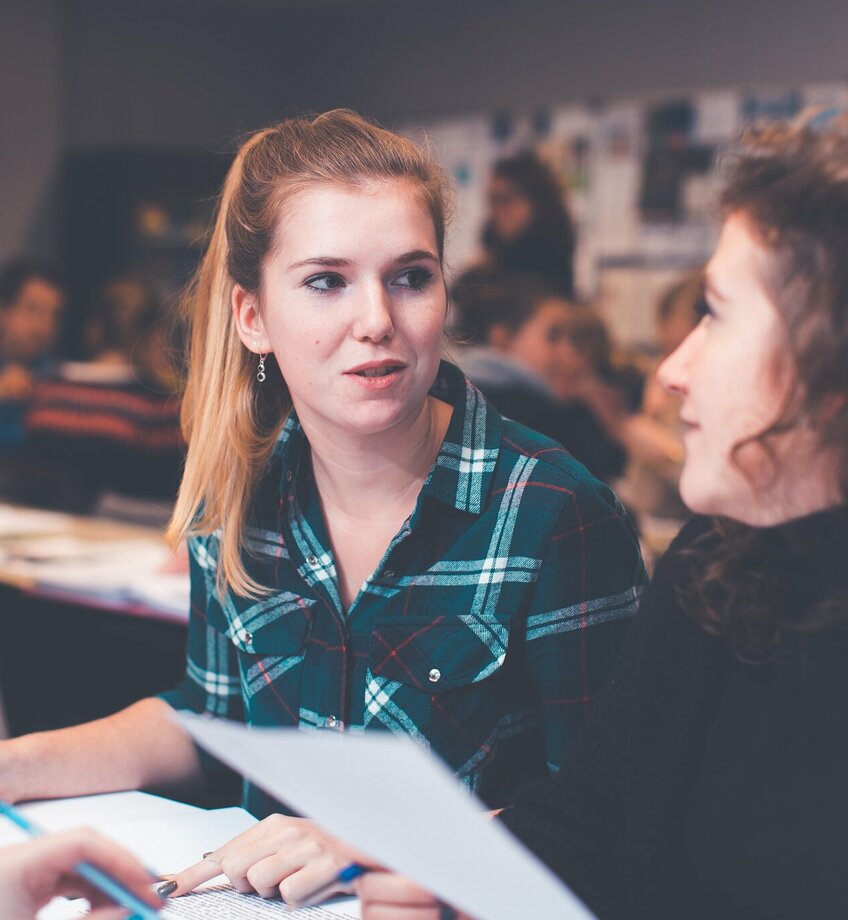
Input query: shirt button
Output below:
<box><xmin>383</xmin><ymin>569</ymin><xmax>396</xmax><ymax>580</ymax></box>
<box><xmin>306</xmin><ymin>554</ymin><xmax>318</xmax><ymax>567</ymax></box>
<box><xmin>243</xmin><ymin>631</ymin><xmax>253</xmax><ymax>646</ymax></box>
<box><xmin>428</xmin><ymin>668</ymin><xmax>441</xmax><ymax>684</ymax></box>
<box><xmin>327</xmin><ymin>715</ymin><xmax>337</xmax><ymax>728</ymax></box>
<box><xmin>286</xmin><ymin>470</ymin><xmax>293</xmax><ymax>483</ymax></box>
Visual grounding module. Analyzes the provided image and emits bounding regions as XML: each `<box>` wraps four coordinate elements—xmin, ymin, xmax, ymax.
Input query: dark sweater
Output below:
<box><xmin>502</xmin><ymin>507</ymin><xmax>848</xmax><ymax>920</ymax></box>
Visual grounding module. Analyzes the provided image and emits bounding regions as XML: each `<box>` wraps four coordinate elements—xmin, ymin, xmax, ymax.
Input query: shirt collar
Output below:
<box><xmin>273</xmin><ymin>360</ymin><xmax>503</xmax><ymax>517</ymax></box>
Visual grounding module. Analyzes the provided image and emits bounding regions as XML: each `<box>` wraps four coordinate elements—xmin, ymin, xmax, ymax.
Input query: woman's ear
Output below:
<box><xmin>232</xmin><ymin>284</ymin><xmax>270</xmax><ymax>353</ymax></box>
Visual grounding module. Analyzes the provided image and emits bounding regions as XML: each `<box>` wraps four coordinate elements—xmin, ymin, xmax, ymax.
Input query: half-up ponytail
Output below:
<box><xmin>167</xmin><ymin>110</ymin><xmax>451</xmax><ymax>598</ymax></box>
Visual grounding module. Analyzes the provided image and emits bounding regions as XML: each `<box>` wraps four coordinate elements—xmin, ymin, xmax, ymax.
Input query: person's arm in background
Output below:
<box><xmin>0</xmin><ymin>829</ymin><xmax>162</xmax><ymax>920</ymax></box>
<box><xmin>621</xmin><ymin>374</ymin><xmax>685</xmax><ymax>484</ymax></box>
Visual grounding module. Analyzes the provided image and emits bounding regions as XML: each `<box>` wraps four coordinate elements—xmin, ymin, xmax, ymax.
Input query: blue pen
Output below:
<box><xmin>295</xmin><ymin>861</ymin><xmax>370</xmax><ymax>908</ymax></box>
<box><xmin>0</xmin><ymin>799</ymin><xmax>161</xmax><ymax>920</ymax></box>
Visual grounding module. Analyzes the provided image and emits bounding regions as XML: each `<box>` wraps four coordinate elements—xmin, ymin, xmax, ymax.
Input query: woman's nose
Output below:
<box><xmin>657</xmin><ymin>322</ymin><xmax>702</xmax><ymax>396</ymax></box>
<box><xmin>352</xmin><ymin>282</ymin><xmax>395</xmax><ymax>343</ymax></box>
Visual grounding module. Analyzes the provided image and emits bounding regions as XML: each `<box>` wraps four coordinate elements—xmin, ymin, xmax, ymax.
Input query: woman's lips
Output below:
<box><xmin>344</xmin><ymin>362</ymin><xmax>406</xmax><ymax>389</ymax></box>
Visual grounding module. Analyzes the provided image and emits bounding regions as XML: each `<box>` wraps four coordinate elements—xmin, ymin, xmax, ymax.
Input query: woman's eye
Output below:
<box><xmin>394</xmin><ymin>267</ymin><xmax>434</xmax><ymax>291</ymax></box>
<box><xmin>695</xmin><ymin>295</ymin><xmax>715</xmax><ymax>321</ymax></box>
<box><xmin>305</xmin><ymin>273</ymin><xmax>346</xmax><ymax>293</ymax></box>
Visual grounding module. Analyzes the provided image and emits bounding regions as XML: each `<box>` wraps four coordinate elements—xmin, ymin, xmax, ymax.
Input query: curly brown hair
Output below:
<box><xmin>681</xmin><ymin>109</ymin><xmax>848</xmax><ymax>661</ymax></box>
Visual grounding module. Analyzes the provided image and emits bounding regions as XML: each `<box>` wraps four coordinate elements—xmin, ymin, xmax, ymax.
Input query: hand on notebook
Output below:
<box><xmin>0</xmin><ymin>828</ymin><xmax>161</xmax><ymax>920</ymax></box>
<box><xmin>355</xmin><ymin>872</ymin><xmax>469</xmax><ymax>920</ymax></box>
<box><xmin>161</xmin><ymin>814</ymin><xmax>365</xmax><ymax>904</ymax></box>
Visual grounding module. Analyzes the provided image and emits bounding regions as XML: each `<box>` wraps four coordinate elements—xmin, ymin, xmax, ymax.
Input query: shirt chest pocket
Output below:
<box><xmin>369</xmin><ymin>614</ymin><xmax>510</xmax><ymax>693</ymax></box>
<box><xmin>207</xmin><ymin>591</ymin><xmax>314</xmax><ymax>656</ymax></box>
<box><xmin>367</xmin><ymin>615</ymin><xmax>517</xmax><ymax>779</ymax></box>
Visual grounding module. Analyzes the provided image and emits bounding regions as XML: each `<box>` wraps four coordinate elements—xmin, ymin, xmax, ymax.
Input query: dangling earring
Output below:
<box><xmin>253</xmin><ymin>340</ymin><xmax>266</xmax><ymax>383</ymax></box>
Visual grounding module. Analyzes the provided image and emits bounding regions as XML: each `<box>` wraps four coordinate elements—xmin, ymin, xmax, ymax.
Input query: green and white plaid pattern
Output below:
<box><xmin>162</xmin><ymin>362</ymin><xmax>646</xmax><ymax>817</ymax></box>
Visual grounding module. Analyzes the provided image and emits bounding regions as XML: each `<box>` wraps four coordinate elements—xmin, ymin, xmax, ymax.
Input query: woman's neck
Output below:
<box><xmin>301</xmin><ymin>396</ymin><xmax>453</xmax><ymax>523</ymax></box>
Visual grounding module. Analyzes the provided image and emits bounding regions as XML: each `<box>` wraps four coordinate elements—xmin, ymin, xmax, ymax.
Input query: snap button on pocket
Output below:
<box><xmin>306</xmin><ymin>554</ymin><xmax>319</xmax><ymax>567</ymax></box>
<box><xmin>428</xmin><ymin>668</ymin><xmax>442</xmax><ymax>684</ymax></box>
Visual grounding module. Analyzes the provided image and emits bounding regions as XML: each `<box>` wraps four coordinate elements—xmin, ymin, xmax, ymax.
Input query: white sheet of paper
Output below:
<box><xmin>0</xmin><ymin>791</ymin><xmax>201</xmax><ymax>847</ymax></box>
<box><xmin>180</xmin><ymin>717</ymin><xmax>596</xmax><ymax>920</ymax></box>
<box><xmin>97</xmin><ymin>806</ymin><xmax>258</xmax><ymax>875</ymax></box>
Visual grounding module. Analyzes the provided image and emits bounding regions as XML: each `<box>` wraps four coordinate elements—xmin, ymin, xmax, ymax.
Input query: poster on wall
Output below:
<box><xmin>402</xmin><ymin>80</ymin><xmax>846</xmax><ymax>349</ymax></box>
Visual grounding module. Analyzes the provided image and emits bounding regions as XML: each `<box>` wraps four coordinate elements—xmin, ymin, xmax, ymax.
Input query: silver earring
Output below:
<box><xmin>252</xmin><ymin>339</ymin><xmax>267</xmax><ymax>383</ymax></box>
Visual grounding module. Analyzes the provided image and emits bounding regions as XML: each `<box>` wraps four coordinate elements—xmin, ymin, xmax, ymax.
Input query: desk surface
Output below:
<box><xmin>0</xmin><ymin>503</ymin><xmax>189</xmax><ymax>623</ymax></box>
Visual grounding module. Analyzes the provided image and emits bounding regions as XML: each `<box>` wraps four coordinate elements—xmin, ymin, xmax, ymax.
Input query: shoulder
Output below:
<box><xmin>187</xmin><ymin>530</ymin><xmax>221</xmax><ymax>577</ymax></box>
<box><xmin>491</xmin><ymin>419</ymin><xmax>643</xmax><ymax>598</ymax></box>
<box><xmin>496</xmin><ymin>416</ymin><xmax>628</xmax><ymax>522</ymax></box>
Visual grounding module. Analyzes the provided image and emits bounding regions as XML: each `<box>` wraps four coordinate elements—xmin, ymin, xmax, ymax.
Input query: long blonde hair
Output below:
<box><xmin>167</xmin><ymin>110</ymin><xmax>451</xmax><ymax>597</ymax></box>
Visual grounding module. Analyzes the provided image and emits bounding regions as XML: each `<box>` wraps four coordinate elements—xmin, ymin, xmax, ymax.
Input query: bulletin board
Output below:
<box><xmin>399</xmin><ymin>81</ymin><xmax>848</xmax><ymax>350</ymax></box>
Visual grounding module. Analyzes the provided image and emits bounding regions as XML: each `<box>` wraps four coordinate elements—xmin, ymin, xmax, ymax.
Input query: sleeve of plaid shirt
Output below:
<box><xmin>159</xmin><ymin>536</ymin><xmax>245</xmax><ymax>778</ymax></box>
<box><xmin>525</xmin><ymin>478</ymin><xmax>646</xmax><ymax>774</ymax></box>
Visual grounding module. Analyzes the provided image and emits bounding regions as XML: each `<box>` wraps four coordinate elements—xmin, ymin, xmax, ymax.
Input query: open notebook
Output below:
<box><xmin>0</xmin><ymin>792</ymin><xmax>359</xmax><ymax>919</ymax></box>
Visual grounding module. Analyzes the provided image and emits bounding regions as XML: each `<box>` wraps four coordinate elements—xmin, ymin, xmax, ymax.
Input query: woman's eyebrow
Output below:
<box><xmin>287</xmin><ymin>251</ymin><xmax>437</xmax><ymax>272</ymax></box>
<box><xmin>395</xmin><ymin>250</ymin><xmax>438</xmax><ymax>264</ymax></box>
<box><xmin>287</xmin><ymin>256</ymin><xmax>351</xmax><ymax>271</ymax></box>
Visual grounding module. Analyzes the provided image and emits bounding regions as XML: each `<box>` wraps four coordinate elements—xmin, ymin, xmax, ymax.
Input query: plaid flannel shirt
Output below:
<box><xmin>161</xmin><ymin>362</ymin><xmax>646</xmax><ymax>817</ymax></box>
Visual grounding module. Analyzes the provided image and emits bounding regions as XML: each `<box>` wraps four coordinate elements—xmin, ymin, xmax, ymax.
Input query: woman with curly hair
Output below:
<box><xmin>357</xmin><ymin>110</ymin><xmax>848</xmax><ymax>919</ymax></box>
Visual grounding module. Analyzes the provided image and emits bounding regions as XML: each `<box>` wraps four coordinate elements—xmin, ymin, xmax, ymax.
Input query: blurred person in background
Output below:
<box><xmin>452</xmin><ymin>273</ymin><xmax>627</xmax><ymax>482</ymax></box>
<box><xmin>81</xmin><ymin>277</ymin><xmax>177</xmax><ymax>387</ymax></box>
<box><xmin>21</xmin><ymin>278</ymin><xmax>183</xmax><ymax>515</ymax></box>
<box><xmin>458</xmin><ymin>151</ymin><xmax>576</xmax><ymax>298</ymax></box>
<box><xmin>0</xmin><ymin>259</ymin><xmax>65</xmax><ymax>450</ymax></box>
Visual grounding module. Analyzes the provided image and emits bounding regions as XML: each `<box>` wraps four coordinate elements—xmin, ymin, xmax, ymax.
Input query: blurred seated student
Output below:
<box><xmin>453</xmin><ymin>273</ymin><xmax>627</xmax><ymax>482</ymax></box>
<box><xmin>0</xmin><ymin>110</ymin><xmax>644</xmax><ymax>908</ymax></box>
<box><xmin>457</xmin><ymin>150</ymin><xmax>576</xmax><ymax>298</ymax></box>
<box><xmin>616</xmin><ymin>271</ymin><xmax>704</xmax><ymax>523</ymax></box>
<box><xmin>354</xmin><ymin>109</ymin><xmax>848</xmax><ymax>920</ymax></box>
<box><xmin>21</xmin><ymin>279</ymin><xmax>183</xmax><ymax>513</ymax></box>
<box><xmin>549</xmin><ymin>303</ymin><xmax>644</xmax><ymax>427</ymax></box>
<box><xmin>0</xmin><ymin>828</ymin><xmax>160</xmax><ymax>920</ymax></box>
<box><xmin>0</xmin><ymin>259</ymin><xmax>65</xmax><ymax>450</ymax></box>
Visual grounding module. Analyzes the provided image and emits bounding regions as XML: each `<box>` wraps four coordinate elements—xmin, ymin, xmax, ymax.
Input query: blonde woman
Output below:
<box><xmin>0</xmin><ymin>111</ymin><xmax>644</xmax><ymax>904</ymax></box>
